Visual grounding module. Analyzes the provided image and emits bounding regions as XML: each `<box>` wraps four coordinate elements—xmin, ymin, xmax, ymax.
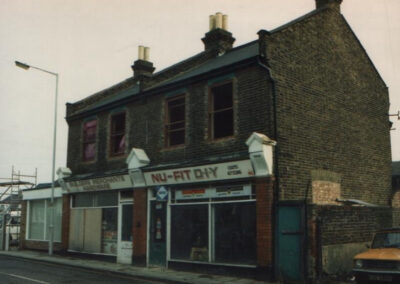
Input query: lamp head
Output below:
<box><xmin>15</xmin><ymin>61</ymin><xmax>30</xmax><ymax>70</ymax></box>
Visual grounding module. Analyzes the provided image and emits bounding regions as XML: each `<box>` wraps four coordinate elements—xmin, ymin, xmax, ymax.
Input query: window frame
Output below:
<box><xmin>26</xmin><ymin>198</ymin><xmax>62</xmax><ymax>242</ymax></box>
<box><xmin>208</xmin><ymin>81</ymin><xmax>234</xmax><ymax>140</ymax></box>
<box><xmin>164</xmin><ymin>94</ymin><xmax>186</xmax><ymax>148</ymax></box>
<box><xmin>109</xmin><ymin>111</ymin><xmax>127</xmax><ymax>157</ymax></box>
<box><xmin>82</xmin><ymin>118</ymin><xmax>97</xmax><ymax>162</ymax></box>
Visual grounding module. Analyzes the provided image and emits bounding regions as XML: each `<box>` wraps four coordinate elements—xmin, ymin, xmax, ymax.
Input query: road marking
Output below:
<box><xmin>0</xmin><ymin>272</ymin><xmax>50</xmax><ymax>284</ymax></box>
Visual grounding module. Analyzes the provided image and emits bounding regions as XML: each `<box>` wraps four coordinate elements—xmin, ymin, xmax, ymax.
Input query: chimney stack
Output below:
<box><xmin>132</xmin><ymin>45</ymin><xmax>155</xmax><ymax>80</ymax></box>
<box><xmin>202</xmin><ymin>12</ymin><xmax>235</xmax><ymax>54</ymax></box>
<box><xmin>316</xmin><ymin>0</ymin><xmax>343</xmax><ymax>12</ymax></box>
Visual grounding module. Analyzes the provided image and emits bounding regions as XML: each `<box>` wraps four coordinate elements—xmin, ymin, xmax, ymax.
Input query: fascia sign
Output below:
<box><xmin>144</xmin><ymin>159</ymin><xmax>254</xmax><ymax>186</ymax></box>
<box><xmin>65</xmin><ymin>175</ymin><xmax>133</xmax><ymax>193</ymax></box>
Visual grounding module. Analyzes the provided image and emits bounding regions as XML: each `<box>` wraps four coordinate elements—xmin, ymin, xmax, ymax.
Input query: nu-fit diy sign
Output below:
<box><xmin>144</xmin><ymin>160</ymin><xmax>254</xmax><ymax>186</ymax></box>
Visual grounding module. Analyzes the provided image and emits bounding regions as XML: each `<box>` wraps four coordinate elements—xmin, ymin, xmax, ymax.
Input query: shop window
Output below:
<box><xmin>209</xmin><ymin>82</ymin><xmax>233</xmax><ymax>139</ymax></box>
<box><xmin>214</xmin><ymin>203</ymin><xmax>256</xmax><ymax>264</ymax></box>
<box><xmin>170</xmin><ymin>200</ymin><xmax>256</xmax><ymax>265</ymax></box>
<box><xmin>72</xmin><ymin>192</ymin><xmax>118</xmax><ymax>208</ymax></box>
<box><xmin>28</xmin><ymin>198</ymin><xmax>62</xmax><ymax>242</ymax></box>
<box><xmin>110</xmin><ymin>112</ymin><xmax>126</xmax><ymax>156</ymax></box>
<box><xmin>171</xmin><ymin>205</ymin><xmax>209</xmax><ymax>261</ymax></box>
<box><xmin>165</xmin><ymin>95</ymin><xmax>185</xmax><ymax>147</ymax></box>
<box><xmin>82</xmin><ymin>119</ymin><xmax>97</xmax><ymax>161</ymax></box>
<box><xmin>97</xmin><ymin>191</ymin><xmax>118</xmax><ymax>207</ymax></box>
<box><xmin>101</xmin><ymin>207</ymin><xmax>118</xmax><ymax>254</ymax></box>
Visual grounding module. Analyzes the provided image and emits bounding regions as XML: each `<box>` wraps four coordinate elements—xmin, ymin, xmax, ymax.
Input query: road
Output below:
<box><xmin>0</xmin><ymin>255</ymin><xmax>164</xmax><ymax>284</ymax></box>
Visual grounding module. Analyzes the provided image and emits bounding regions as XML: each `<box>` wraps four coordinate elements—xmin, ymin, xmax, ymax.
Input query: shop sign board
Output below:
<box><xmin>144</xmin><ymin>160</ymin><xmax>254</xmax><ymax>186</ymax></box>
<box><xmin>65</xmin><ymin>175</ymin><xmax>132</xmax><ymax>193</ymax></box>
<box><xmin>175</xmin><ymin>184</ymin><xmax>252</xmax><ymax>200</ymax></box>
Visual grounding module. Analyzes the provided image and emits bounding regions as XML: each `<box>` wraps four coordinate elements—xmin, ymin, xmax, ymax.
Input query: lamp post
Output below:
<box><xmin>15</xmin><ymin>60</ymin><xmax>58</xmax><ymax>256</ymax></box>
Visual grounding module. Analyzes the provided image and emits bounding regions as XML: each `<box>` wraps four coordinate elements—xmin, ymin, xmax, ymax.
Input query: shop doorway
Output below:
<box><xmin>117</xmin><ymin>202</ymin><xmax>133</xmax><ymax>264</ymax></box>
<box><xmin>276</xmin><ymin>202</ymin><xmax>305</xmax><ymax>282</ymax></box>
<box><xmin>149</xmin><ymin>201</ymin><xmax>167</xmax><ymax>266</ymax></box>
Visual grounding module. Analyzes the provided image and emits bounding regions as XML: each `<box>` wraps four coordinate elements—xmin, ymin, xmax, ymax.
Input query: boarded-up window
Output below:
<box><xmin>165</xmin><ymin>95</ymin><xmax>185</xmax><ymax>147</ymax></box>
<box><xmin>83</xmin><ymin>119</ymin><xmax>97</xmax><ymax>161</ymax></box>
<box><xmin>209</xmin><ymin>82</ymin><xmax>233</xmax><ymax>139</ymax></box>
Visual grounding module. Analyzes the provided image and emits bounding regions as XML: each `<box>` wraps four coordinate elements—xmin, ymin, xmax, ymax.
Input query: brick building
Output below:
<box><xmin>20</xmin><ymin>0</ymin><xmax>393</xmax><ymax>282</ymax></box>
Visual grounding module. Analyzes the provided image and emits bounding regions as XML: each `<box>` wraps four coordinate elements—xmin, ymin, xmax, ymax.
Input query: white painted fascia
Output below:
<box><xmin>22</xmin><ymin>187</ymin><xmax>62</xmax><ymax>200</ymax></box>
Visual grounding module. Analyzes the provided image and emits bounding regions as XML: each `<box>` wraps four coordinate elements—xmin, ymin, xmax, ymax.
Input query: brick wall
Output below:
<box><xmin>261</xmin><ymin>8</ymin><xmax>391</xmax><ymax>205</ymax></box>
<box><xmin>256</xmin><ymin>177</ymin><xmax>275</xmax><ymax>268</ymax></box>
<box><xmin>312</xmin><ymin>205</ymin><xmax>392</xmax><ymax>246</ymax></box>
<box><xmin>308</xmin><ymin>205</ymin><xmax>392</xmax><ymax>277</ymax></box>
<box><xmin>66</xmin><ymin>65</ymin><xmax>273</xmax><ymax>175</ymax></box>
<box><xmin>133</xmin><ymin>188</ymin><xmax>147</xmax><ymax>265</ymax></box>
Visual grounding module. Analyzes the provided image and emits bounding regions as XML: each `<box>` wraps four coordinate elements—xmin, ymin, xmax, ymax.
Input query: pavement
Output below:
<box><xmin>0</xmin><ymin>249</ymin><xmax>276</xmax><ymax>284</ymax></box>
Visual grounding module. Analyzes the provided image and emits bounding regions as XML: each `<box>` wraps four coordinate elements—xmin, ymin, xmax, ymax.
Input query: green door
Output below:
<box><xmin>276</xmin><ymin>203</ymin><xmax>304</xmax><ymax>282</ymax></box>
<box><xmin>149</xmin><ymin>201</ymin><xmax>167</xmax><ymax>266</ymax></box>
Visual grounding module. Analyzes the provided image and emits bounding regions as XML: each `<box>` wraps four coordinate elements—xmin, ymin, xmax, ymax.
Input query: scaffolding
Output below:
<box><xmin>0</xmin><ymin>166</ymin><xmax>37</xmax><ymax>249</ymax></box>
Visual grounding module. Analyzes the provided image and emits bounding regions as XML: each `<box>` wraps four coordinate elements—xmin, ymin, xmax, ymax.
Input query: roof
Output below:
<box><xmin>70</xmin><ymin>41</ymin><xmax>258</xmax><ymax>117</ymax></box>
<box><xmin>149</xmin><ymin>41</ymin><xmax>258</xmax><ymax>90</ymax></box>
<box><xmin>26</xmin><ymin>181</ymin><xmax>61</xmax><ymax>190</ymax></box>
<box><xmin>0</xmin><ymin>181</ymin><xmax>34</xmax><ymax>187</ymax></box>
<box><xmin>68</xmin><ymin>4</ymin><xmax>386</xmax><ymax>119</ymax></box>
<box><xmin>393</xmin><ymin>161</ymin><xmax>400</xmax><ymax>176</ymax></box>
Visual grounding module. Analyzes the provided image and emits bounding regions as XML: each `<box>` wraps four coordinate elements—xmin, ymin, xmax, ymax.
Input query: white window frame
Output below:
<box><xmin>26</xmin><ymin>198</ymin><xmax>62</xmax><ymax>242</ymax></box>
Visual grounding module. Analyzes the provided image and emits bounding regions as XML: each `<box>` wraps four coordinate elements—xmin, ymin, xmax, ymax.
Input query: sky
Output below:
<box><xmin>0</xmin><ymin>0</ymin><xmax>399</xmax><ymax>184</ymax></box>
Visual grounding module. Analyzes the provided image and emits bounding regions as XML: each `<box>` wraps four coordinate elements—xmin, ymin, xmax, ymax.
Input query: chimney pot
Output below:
<box><xmin>138</xmin><ymin>46</ymin><xmax>145</xmax><ymax>60</ymax></box>
<box><xmin>144</xmin><ymin>47</ymin><xmax>150</xmax><ymax>61</ymax></box>
<box><xmin>132</xmin><ymin>45</ymin><xmax>155</xmax><ymax>80</ymax></box>
<box><xmin>222</xmin><ymin>15</ymin><xmax>228</xmax><ymax>30</ymax></box>
<box><xmin>215</xmin><ymin>12</ymin><xmax>223</xmax><ymax>29</ymax></box>
<box><xmin>209</xmin><ymin>15</ymin><xmax>215</xmax><ymax>31</ymax></box>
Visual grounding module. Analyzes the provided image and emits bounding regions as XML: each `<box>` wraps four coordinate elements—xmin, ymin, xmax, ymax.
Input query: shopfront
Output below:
<box><xmin>64</xmin><ymin>174</ymin><xmax>133</xmax><ymax>263</ymax></box>
<box><xmin>144</xmin><ymin>159</ymin><xmax>258</xmax><ymax>268</ymax></box>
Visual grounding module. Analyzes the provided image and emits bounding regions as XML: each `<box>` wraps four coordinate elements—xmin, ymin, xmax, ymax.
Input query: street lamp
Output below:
<box><xmin>15</xmin><ymin>60</ymin><xmax>58</xmax><ymax>256</ymax></box>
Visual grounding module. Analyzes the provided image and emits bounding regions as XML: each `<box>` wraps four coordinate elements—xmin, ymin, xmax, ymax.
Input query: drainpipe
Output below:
<box><xmin>256</xmin><ymin>30</ymin><xmax>280</xmax><ymax>280</ymax></box>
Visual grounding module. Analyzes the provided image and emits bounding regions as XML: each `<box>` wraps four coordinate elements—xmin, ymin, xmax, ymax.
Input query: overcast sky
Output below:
<box><xmin>0</xmin><ymin>0</ymin><xmax>399</xmax><ymax>184</ymax></box>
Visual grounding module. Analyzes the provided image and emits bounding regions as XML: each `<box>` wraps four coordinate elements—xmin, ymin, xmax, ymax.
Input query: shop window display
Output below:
<box><xmin>101</xmin><ymin>207</ymin><xmax>118</xmax><ymax>254</ymax></box>
<box><xmin>214</xmin><ymin>203</ymin><xmax>256</xmax><ymax>264</ymax></box>
<box><xmin>171</xmin><ymin>205</ymin><xmax>208</xmax><ymax>261</ymax></box>
<box><xmin>170</xmin><ymin>192</ymin><xmax>256</xmax><ymax>265</ymax></box>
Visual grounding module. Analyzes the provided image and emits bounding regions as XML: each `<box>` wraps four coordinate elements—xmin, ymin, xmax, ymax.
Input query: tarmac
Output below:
<box><xmin>0</xmin><ymin>249</ymin><xmax>275</xmax><ymax>284</ymax></box>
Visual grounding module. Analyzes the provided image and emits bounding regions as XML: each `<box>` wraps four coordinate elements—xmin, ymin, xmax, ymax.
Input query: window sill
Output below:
<box><xmin>81</xmin><ymin>159</ymin><xmax>97</xmax><ymax>164</ymax></box>
<box><xmin>208</xmin><ymin>135</ymin><xmax>235</xmax><ymax>144</ymax></box>
<box><xmin>108</xmin><ymin>153</ymin><xmax>128</xmax><ymax>160</ymax></box>
<box><xmin>161</xmin><ymin>144</ymin><xmax>186</xmax><ymax>152</ymax></box>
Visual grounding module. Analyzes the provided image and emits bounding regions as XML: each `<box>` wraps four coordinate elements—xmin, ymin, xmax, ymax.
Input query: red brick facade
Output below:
<box><xmin>256</xmin><ymin>177</ymin><xmax>275</xmax><ymax>267</ymax></box>
<box><xmin>132</xmin><ymin>188</ymin><xmax>147</xmax><ymax>265</ymax></box>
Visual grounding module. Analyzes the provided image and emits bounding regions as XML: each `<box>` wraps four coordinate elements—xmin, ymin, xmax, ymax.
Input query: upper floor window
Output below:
<box><xmin>82</xmin><ymin>119</ymin><xmax>97</xmax><ymax>161</ymax></box>
<box><xmin>165</xmin><ymin>95</ymin><xmax>185</xmax><ymax>147</ymax></box>
<box><xmin>209</xmin><ymin>82</ymin><xmax>233</xmax><ymax>139</ymax></box>
<box><xmin>110</xmin><ymin>112</ymin><xmax>126</xmax><ymax>156</ymax></box>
